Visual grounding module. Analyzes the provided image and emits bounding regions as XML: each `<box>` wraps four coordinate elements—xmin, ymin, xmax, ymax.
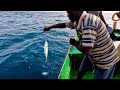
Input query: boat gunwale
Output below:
<box><xmin>57</xmin><ymin>45</ymin><xmax>72</xmax><ymax>79</ymax></box>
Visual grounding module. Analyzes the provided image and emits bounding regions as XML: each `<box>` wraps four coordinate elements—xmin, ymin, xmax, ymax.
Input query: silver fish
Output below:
<box><xmin>44</xmin><ymin>40</ymin><xmax>48</xmax><ymax>60</ymax></box>
<box><xmin>42</xmin><ymin>72</ymin><xmax>49</xmax><ymax>76</ymax></box>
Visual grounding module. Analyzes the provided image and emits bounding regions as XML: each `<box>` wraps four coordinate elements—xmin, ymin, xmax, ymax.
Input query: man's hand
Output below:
<box><xmin>44</xmin><ymin>26</ymin><xmax>51</xmax><ymax>32</ymax></box>
<box><xmin>70</xmin><ymin>38</ymin><xmax>76</xmax><ymax>46</ymax></box>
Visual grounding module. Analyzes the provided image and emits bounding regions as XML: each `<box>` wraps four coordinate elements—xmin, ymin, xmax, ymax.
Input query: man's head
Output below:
<box><xmin>66</xmin><ymin>11</ymin><xmax>83</xmax><ymax>23</ymax></box>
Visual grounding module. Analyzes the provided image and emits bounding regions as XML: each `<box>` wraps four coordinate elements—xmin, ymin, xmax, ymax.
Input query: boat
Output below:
<box><xmin>58</xmin><ymin>29</ymin><xmax>120</xmax><ymax>79</ymax></box>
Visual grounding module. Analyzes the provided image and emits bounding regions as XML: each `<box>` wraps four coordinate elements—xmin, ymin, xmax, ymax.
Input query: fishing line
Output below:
<box><xmin>34</xmin><ymin>13</ymin><xmax>49</xmax><ymax>76</ymax></box>
<box><xmin>35</xmin><ymin>15</ymin><xmax>49</xmax><ymax>61</ymax></box>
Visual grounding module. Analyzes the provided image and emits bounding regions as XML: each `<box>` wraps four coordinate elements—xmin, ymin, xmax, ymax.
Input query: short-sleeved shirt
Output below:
<box><xmin>66</xmin><ymin>13</ymin><xmax>120</xmax><ymax>69</ymax></box>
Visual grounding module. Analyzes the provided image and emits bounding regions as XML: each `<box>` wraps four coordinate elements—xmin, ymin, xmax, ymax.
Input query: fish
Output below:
<box><xmin>42</xmin><ymin>72</ymin><xmax>49</xmax><ymax>76</ymax></box>
<box><xmin>44</xmin><ymin>40</ymin><xmax>48</xmax><ymax>60</ymax></box>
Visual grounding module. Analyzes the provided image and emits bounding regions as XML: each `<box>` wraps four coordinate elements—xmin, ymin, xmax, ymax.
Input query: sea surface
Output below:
<box><xmin>0</xmin><ymin>11</ymin><xmax>119</xmax><ymax>79</ymax></box>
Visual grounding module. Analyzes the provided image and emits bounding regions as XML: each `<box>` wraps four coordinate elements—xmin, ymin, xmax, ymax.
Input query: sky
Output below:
<box><xmin>43</xmin><ymin>11</ymin><xmax>119</xmax><ymax>14</ymax></box>
<box><xmin>103</xmin><ymin>11</ymin><xmax>119</xmax><ymax>13</ymax></box>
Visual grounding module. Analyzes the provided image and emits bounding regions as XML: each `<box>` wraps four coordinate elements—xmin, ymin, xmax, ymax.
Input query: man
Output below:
<box><xmin>44</xmin><ymin>11</ymin><xmax>120</xmax><ymax>79</ymax></box>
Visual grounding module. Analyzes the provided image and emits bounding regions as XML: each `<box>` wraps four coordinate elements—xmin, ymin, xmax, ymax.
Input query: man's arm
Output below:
<box><xmin>44</xmin><ymin>21</ymin><xmax>75</xmax><ymax>32</ymax></box>
<box><xmin>44</xmin><ymin>23</ymin><xmax>66</xmax><ymax>32</ymax></box>
<box><xmin>75</xmin><ymin>43</ymin><xmax>92</xmax><ymax>55</ymax></box>
<box><xmin>70</xmin><ymin>25</ymin><xmax>97</xmax><ymax>55</ymax></box>
<box><xmin>99</xmin><ymin>11</ymin><xmax>108</xmax><ymax>27</ymax></box>
<box><xmin>70</xmin><ymin>38</ymin><xmax>92</xmax><ymax>55</ymax></box>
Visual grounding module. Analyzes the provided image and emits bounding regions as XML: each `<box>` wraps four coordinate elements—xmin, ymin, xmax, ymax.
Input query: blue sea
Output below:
<box><xmin>0</xmin><ymin>11</ymin><xmax>119</xmax><ymax>79</ymax></box>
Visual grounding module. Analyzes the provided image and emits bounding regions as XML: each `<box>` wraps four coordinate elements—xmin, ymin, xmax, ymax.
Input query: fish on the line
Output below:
<box><xmin>44</xmin><ymin>40</ymin><xmax>48</xmax><ymax>60</ymax></box>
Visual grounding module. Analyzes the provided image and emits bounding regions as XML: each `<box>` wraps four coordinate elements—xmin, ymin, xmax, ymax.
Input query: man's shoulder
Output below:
<box><xmin>83</xmin><ymin>14</ymin><xmax>104</xmax><ymax>29</ymax></box>
<box><xmin>87</xmin><ymin>11</ymin><xmax>100</xmax><ymax>16</ymax></box>
<box><xmin>84</xmin><ymin>14</ymin><xmax>97</xmax><ymax>24</ymax></box>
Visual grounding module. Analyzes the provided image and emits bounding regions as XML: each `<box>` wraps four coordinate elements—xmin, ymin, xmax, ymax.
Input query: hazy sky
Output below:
<box><xmin>103</xmin><ymin>11</ymin><xmax>119</xmax><ymax>13</ymax></box>
<box><xmin>44</xmin><ymin>11</ymin><xmax>119</xmax><ymax>13</ymax></box>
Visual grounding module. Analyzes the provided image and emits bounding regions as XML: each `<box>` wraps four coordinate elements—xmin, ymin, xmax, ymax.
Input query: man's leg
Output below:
<box><xmin>77</xmin><ymin>55</ymin><xmax>93</xmax><ymax>79</ymax></box>
<box><xmin>93</xmin><ymin>64</ymin><xmax>116</xmax><ymax>79</ymax></box>
<box><xmin>107</xmin><ymin>64</ymin><xmax>116</xmax><ymax>79</ymax></box>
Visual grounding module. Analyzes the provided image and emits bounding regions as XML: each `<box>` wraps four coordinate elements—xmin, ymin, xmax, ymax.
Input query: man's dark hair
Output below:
<box><xmin>66</xmin><ymin>11</ymin><xmax>73</xmax><ymax>14</ymax></box>
<box><xmin>66</xmin><ymin>11</ymin><xmax>79</xmax><ymax>23</ymax></box>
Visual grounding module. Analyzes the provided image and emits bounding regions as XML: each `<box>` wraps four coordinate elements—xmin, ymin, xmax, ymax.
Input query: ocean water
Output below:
<box><xmin>0</xmin><ymin>11</ymin><xmax>119</xmax><ymax>79</ymax></box>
